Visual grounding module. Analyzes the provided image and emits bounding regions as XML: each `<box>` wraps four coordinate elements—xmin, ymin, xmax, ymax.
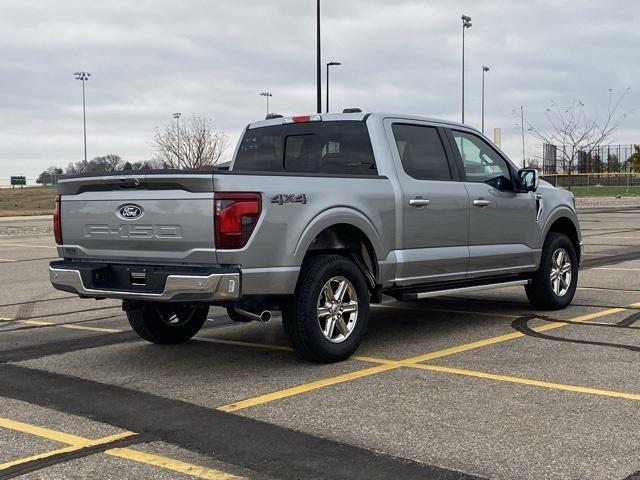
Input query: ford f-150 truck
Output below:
<box><xmin>50</xmin><ymin>111</ymin><xmax>582</xmax><ymax>362</ymax></box>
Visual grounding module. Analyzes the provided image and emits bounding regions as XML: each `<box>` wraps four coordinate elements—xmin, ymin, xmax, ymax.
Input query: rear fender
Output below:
<box><xmin>293</xmin><ymin>208</ymin><xmax>385</xmax><ymax>265</ymax></box>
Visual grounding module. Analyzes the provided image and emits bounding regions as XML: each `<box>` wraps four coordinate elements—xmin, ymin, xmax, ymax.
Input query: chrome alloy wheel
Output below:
<box><xmin>550</xmin><ymin>248</ymin><xmax>572</xmax><ymax>296</ymax></box>
<box><xmin>317</xmin><ymin>276</ymin><xmax>358</xmax><ymax>343</ymax></box>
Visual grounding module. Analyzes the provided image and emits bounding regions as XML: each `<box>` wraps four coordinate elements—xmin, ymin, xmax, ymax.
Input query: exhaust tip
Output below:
<box><xmin>259</xmin><ymin>311</ymin><xmax>272</xmax><ymax>323</ymax></box>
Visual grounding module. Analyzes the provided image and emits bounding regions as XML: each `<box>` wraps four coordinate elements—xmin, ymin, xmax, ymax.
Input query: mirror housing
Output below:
<box><xmin>518</xmin><ymin>168</ymin><xmax>539</xmax><ymax>192</ymax></box>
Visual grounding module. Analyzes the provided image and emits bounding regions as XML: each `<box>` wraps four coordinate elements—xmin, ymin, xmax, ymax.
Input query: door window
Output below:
<box><xmin>451</xmin><ymin>131</ymin><xmax>511</xmax><ymax>183</ymax></box>
<box><xmin>391</xmin><ymin>124</ymin><xmax>453</xmax><ymax>181</ymax></box>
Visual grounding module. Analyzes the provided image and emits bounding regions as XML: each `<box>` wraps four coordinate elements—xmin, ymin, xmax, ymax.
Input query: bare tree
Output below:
<box><xmin>524</xmin><ymin>88</ymin><xmax>630</xmax><ymax>173</ymax></box>
<box><xmin>65</xmin><ymin>154</ymin><xmax>124</xmax><ymax>174</ymax></box>
<box><xmin>101</xmin><ymin>154</ymin><xmax>124</xmax><ymax>171</ymax></box>
<box><xmin>152</xmin><ymin>115</ymin><xmax>230</xmax><ymax>169</ymax></box>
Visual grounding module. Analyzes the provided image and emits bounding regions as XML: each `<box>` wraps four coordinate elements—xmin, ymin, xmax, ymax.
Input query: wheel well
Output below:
<box><xmin>548</xmin><ymin>217</ymin><xmax>580</xmax><ymax>262</ymax></box>
<box><xmin>304</xmin><ymin>224</ymin><xmax>378</xmax><ymax>288</ymax></box>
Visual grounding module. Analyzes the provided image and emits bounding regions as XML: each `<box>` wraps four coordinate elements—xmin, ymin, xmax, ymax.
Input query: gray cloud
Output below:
<box><xmin>0</xmin><ymin>0</ymin><xmax>638</xmax><ymax>179</ymax></box>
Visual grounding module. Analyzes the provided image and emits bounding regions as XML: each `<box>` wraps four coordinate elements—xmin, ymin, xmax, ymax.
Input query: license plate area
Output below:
<box><xmin>89</xmin><ymin>265</ymin><xmax>164</xmax><ymax>293</ymax></box>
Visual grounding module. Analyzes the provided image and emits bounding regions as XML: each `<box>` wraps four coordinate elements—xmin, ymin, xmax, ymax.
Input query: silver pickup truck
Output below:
<box><xmin>50</xmin><ymin>111</ymin><xmax>582</xmax><ymax>362</ymax></box>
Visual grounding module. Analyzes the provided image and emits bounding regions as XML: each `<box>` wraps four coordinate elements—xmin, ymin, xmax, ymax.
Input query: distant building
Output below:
<box><xmin>542</xmin><ymin>143</ymin><xmax>558</xmax><ymax>174</ymax></box>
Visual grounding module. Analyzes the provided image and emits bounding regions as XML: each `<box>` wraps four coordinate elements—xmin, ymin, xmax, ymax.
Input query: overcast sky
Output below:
<box><xmin>0</xmin><ymin>0</ymin><xmax>638</xmax><ymax>180</ymax></box>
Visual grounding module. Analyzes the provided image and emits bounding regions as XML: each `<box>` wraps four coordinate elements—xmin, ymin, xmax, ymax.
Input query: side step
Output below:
<box><xmin>395</xmin><ymin>279</ymin><xmax>531</xmax><ymax>301</ymax></box>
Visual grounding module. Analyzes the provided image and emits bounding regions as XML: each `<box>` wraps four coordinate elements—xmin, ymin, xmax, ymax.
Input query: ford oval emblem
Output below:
<box><xmin>118</xmin><ymin>204</ymin><xmax>142</xmax><ymax>219</ymax></box>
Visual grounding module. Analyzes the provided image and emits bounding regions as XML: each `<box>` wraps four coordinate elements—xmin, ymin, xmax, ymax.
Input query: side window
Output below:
<box><xmin>391</xmin><ymin>124</ymin><xmax>452</xmax><ymax>181</ymax></box>
<box><xmin>451</xmin><ymin>131</ymin><xmax>511</xmax><ymax>183</ymax></box>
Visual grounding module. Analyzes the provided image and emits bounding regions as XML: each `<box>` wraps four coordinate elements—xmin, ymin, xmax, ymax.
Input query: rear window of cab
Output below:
<box><xmin>233</xmin><ymin>121</ymin><xmax>378</xmax><ymax>176</ymax></box>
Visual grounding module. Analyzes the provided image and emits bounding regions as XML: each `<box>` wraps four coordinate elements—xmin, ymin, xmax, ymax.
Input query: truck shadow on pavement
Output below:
<box><xmin>511</xmin><ymin>312</ymin><xmax>640</xmax><ymax>353</ymax></box>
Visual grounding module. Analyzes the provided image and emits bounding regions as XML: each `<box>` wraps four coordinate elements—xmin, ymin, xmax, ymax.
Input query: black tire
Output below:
<box><xmin>525</xmin><ymin>232</ymin><xmax>578</xmax><ymax>310</ymax></box>
<box><xmin>282</xmin><ymin>254</ymin><xmax>369</xmax><ymax>363</ymax></box>
<box><xmin>126</xmin><ymin>302</ymin><xmax>208</xmax><ymax>344</ymax></box>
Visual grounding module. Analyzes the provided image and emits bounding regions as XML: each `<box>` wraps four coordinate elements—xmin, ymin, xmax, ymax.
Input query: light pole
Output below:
<box><xmin>73</xmin><ymin>71</ymin><xmax>91</xmax><ymax>163</ymax></box>
<box><xmin>259</xmin><ymin>91</ymin><xmax>273</xmax><ymax>116</ymax></box>
<box><xmin>326</xmin><ymin>61</ymin><xmax>341</xmax><ymax>113</ymax></box>
<box><xmin>461</xmin><ymin>15</ymin><xmax>472</xmax><ymax>123</ymax></box>
<box><xmin>520</xmin><ymin>105</ymin><xmax>526</xmax><ymax>167</ymax></box>
<box><xmin>481</xmin><ymin>65</ymin><xmax>489</xmax><ymax>134</ymax></box>
<box><xmin>316</xmin><ymin>0</ymin><xmax>322</xmax><ymax>114</ymax></box>
<box><xmin>173</xmin><ymin>112</ymin><xmax>181</xmax><ymax>164</ymax></box>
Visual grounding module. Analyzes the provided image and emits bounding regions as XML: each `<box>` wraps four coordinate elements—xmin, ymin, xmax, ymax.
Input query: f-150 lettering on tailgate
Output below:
<box><xmin>83</xmin><ymin>224</ymin><xmax>183</xmax><ymax>239</ymax></box>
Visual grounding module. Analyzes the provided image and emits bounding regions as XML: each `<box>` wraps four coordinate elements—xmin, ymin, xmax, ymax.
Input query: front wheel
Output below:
<box><xmin>525</xmin><ymin>232</ymin><xmax>578</xmax><ymax>310</ymax></box>
<box><xmin>126</xmin><ymin>302</ymin><xmax>208</xmax><ymax>344</ymax></box>
<box><xmin>282</xmin><ymin>254</ymin><xmax>369</xmax><ymax>363</ymax></box>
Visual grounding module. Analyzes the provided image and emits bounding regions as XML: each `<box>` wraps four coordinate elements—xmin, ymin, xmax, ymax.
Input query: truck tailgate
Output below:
<box><xmin>57</xmin><ymin>173</ymin><xmax>216</xmax><ymax>265</ymax></box>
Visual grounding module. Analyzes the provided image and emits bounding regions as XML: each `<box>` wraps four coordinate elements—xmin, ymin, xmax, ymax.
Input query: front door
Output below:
<box><xmin>447</xmin><ymin>129</ymin><xmax>537</xmax><ymax>277</ymax></box>
<box><xmin>386</xmin><ymin>121</ymin><xmax>470</xmax><ymax>285</ymax></box>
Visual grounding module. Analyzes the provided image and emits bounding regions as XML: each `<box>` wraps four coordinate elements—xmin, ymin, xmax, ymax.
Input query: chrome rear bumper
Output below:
<box><xmin>49</xmin><ymin>266</ymin><xmax>240</xmax><ymax>302</ymax></box>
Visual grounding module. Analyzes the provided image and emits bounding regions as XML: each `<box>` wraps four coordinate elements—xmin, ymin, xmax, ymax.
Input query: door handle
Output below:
<box><xmin>473</xmin><ymin>199</ymin><xmax>491</xmax><ymax>207</ymax></box>
<box><xmin>409</xmin><ymin>198</ymin><xmax>430</xmax><ymax>207</ymax></box>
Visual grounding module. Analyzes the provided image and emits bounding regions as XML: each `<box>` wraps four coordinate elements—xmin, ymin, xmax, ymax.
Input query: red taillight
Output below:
<box><xmin>53</xmin><ymin>194</ymin><xmax>62</xmax><ymax>244</ymax></box>
<box><xmin>214</xmin><ymin>193</ymin><xmax>261</xmax><ymax>249</ymax></box>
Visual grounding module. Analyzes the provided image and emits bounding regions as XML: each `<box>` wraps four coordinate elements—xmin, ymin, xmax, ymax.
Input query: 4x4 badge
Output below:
<box><xmin>270</xmin><ymin>194</ymin><xmax>307</xmax><ymax>205</ymax></box>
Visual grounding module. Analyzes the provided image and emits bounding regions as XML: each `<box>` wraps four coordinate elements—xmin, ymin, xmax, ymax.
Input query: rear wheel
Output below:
<box><xmin>525</xmin><ymin>232</ymin><xmax>578</xmax><ymax>310</ymax></box>
<box><xmin>282</xmin><ymin>254</ymin><xmax>369</xmax><ymax>363</ymax></box>
<box><xmin>126</xmin><ymin>302</ymin><xmax>208</xmax><ymax>344</ymax></box>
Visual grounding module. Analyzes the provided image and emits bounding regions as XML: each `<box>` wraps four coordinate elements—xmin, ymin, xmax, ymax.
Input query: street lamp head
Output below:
<box><xmin>259</xmin><ymin>91</ymin><xmax>273</xmax><ymax>97</ymax></box>
<box><xmin>463</xmin><ymin>21</ymin><xmax>472</xmax><ymax>28</ymax></box>
<box><xmin>461</xmin><ymin>14</ymin><xmax>471</xmax><ymax>22</ymax></box>
<box><xmin>483</xmin><ymin>66</ymin><xmax>490</xmax><ymax>72</ymax></box>
<box><xmin>73</xmin><ymin>71</ymin><xmax>91</xmax><ymax>81</ymax></box>
<box><xmin>327</xmin><ymin>61</ymin><xmax>341</xmax><ymax>66</ymax></box>
<box><xmin>172</xmin><ymin>112</ymin><xmax>181</xmax><ymax>119</ymax></box>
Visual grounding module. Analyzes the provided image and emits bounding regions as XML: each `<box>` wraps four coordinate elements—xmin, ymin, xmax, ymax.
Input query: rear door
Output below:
<box><xmin>385</xmin><ymin>120</ymin><xmax>469</xmax><ymax>284</ymax></box>
<box><xmin>446</xmin><ymin>129</ymin><xmax>537</xmax><ymax>276</ymax></box>
<box><xmin>58</xmin><ymin>173</ymin><xmax>217</xmax><ymax>265</ymax></box>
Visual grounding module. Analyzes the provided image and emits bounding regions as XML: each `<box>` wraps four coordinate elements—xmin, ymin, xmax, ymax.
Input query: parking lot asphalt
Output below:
<box><xmin>1</xmin><ymin>206</ymin><xmax>639</xmax><ymax>480</ymax></box>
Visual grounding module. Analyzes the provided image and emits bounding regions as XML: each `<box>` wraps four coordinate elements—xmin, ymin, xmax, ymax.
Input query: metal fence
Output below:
<box><xmin>542</xmin><ymin>143</ymin><xmax>638</xmax><ymax>175</ymax></box>
<box><xmin>540</xmin><ymin>172</ymin><xmax>640</xmax><ymax>196</ymax></box>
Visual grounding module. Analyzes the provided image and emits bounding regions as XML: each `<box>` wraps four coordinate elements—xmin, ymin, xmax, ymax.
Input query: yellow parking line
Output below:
<box><xmin>217</xmin><ymin>364</ymin><xmax>397</xmax><ymax>412</ymax></box>
<box><xmin>0</xmin><ymin>417</ymin><xmax>245</xmax><ymax>479</ymax></box>
<box><xmin>585</xmin><ymin>236</ymin><xmax>640</xmax><ymax>240</ymax></box>
<box><xmin>106</xmin><ymin>449</ymin><xmax>245</xmax><ymax>480</ymax></box>
<box><xmin>0</xmin><ymin>431</ymin><xmax>136</xmax><ymax>470</ymax></box>
<box><xmin>0</xmin><ymin>417</ymin><xmax>90</xmax><ymax>445</ymax></box>
<box><xmin>0</xmin><ymin>318</ymin><xmax>124</xmax><ymax>333</ymax></box>
<box><xmin>196</xmin><ymin>337</ymin><xmax>399</xmax><ymax>368</ymax></box>
<box><xmin>411</xmin><ymin>364</ymin><xmax>640</xmax><ymax>402</ymax></box>
<box><xmin>60</xmin><ymin>324</ymin><xmax>124</xmax><ymax>333</ymax></box>
<box><xmin>217</xmin><ymin>304</ymin><xmax>638</xmax><ymax>412</ymax></box>
<box><xmin>195</xmin><ymin>337</ymin><xmax>291</xmax><ymax>352</ymax></box>
<box><xmin>0</xmin><ymin>243</ymin><xmax>56</xmax><ymax>249</ymax></box>
<box><xmin>402</xmin><ymin>306</ymin><xmax>628</xmax><ymax>364</ymax></box>
<box><xmin>0</xmin><ymin>258</ymin><xmax>16</xmax><ymax>262</ymax></box>
<box><xmin>593</xmin><ymin>267</ymin><xmax>640</xmax><ymax>272</ymax></box>
<box><xmin>577</xmin><ymin>286</ymin><xmax>640</xmax><ymax>293</ymax></box>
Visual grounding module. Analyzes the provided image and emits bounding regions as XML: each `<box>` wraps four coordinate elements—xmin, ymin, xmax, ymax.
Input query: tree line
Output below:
<box><xmin>37</xmin><ymin>115</ymin><xmax>229</xmax><ymax>185</ymax></box>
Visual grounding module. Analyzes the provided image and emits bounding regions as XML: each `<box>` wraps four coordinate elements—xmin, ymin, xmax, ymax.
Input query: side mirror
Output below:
<box><xmin>518</xmin><ymin>168</ymin><xmax>539</xmax><ymax>192</ymax></box>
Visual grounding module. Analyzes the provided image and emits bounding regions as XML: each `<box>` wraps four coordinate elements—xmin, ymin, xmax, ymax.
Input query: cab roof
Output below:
<box><xmin>247</xmin><ymin>112</ymin><xmax>477</xmax><ymax>132</ymax></box>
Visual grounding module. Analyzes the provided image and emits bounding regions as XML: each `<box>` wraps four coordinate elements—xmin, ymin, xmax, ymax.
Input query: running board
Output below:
<box><xmin>398</xmin><ymin>279</ymin><xmax>531</xmax><ymax>300</ymax></box>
